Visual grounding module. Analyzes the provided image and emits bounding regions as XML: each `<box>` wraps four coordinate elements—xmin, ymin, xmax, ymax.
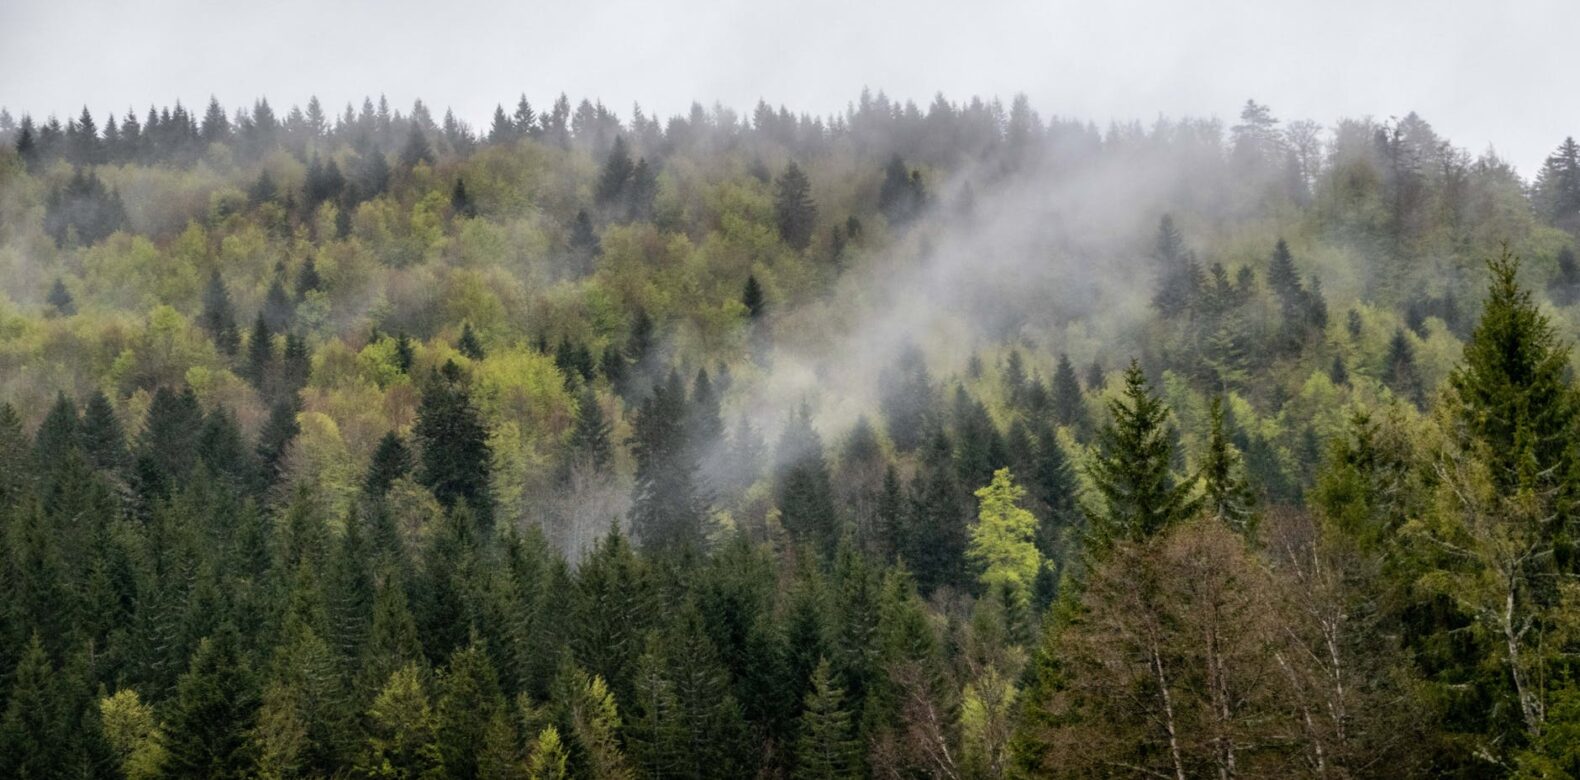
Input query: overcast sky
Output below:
<box><xmin>1</xmin><ymin>0</ymin><xmax>1574</xmax><ymax>176</ymax></box>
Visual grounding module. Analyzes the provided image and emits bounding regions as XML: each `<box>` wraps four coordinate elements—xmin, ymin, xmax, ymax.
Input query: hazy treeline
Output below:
<box><xmin>2</xmin><ymin>90</ymin><xmax>1580</xmax><ymax>777</ymax></box>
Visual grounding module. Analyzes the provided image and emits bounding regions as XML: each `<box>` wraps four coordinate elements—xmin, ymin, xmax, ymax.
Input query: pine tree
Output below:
<box><xmin>243</xmin><ymin>314</ymin><xmax>274</xmax><ymax>391</ymax></box>
<box><xmin>263</xmin><ymin>276</ymin><xmax>295</xmax><ymax>333</ymax></box>
<box><xmin>904</xmin><ymin>428</ymin><xmax>969</xmax><ymax>593</ymax></box>
<box><xmin>33</xmin><ymin>391</ymin><xmax>80</xmax><ymax>468</ymax></box>
<box><xmin>255</xmin><ymin>399</ymin><xmax>301</xmax><ymax>493</ymax></box>
<box><xmin>775</xmin><ymin>161</ymin><xmax>818</xmax><ymax>251</ymax></box>
<box><xmin>525</xmin><ymin>726</ymin><xmax>568</xmax><ymax>780</ymax></box>
<box><xmin>625</xmin><ymin>157</ymin><xmax>657</xmax><ymax>221</ymax></box>
<box><xmin>1086</xmin><ymin>360</ymin><xmax>1199</xmax><ymax>545</ymax></box>
<box><xmin>1201</xmin><ymin>396</ymin><xmax>1256</xmax><ymax>535</ymax></box>
<box><xmin>568</xmin><ymin>209</ymin><xmax>600</xmax><ymax>273</ymax></box>
<box><xmin>879</xmin><ymin>344</ymin><xmax>932</xmax><ymax>453</ymax></box>
<box><xmin>566</xmin><ymin>387</ymin><xmax>613</xmax><ymax>476</ymax></box>
<box><xmin>969</xmin><ymin>468</ymin><xmax>1043</xmax><ymax>605</ymax></box>
<box><xmin>793</xmin><ymin>658</ymin><xmax>861</xmax><ymax>780</ymax></box>
<box><xmin>400</xmin><ymin>125</ymin><xmax>434</xmax><ymax>168</ymax></box>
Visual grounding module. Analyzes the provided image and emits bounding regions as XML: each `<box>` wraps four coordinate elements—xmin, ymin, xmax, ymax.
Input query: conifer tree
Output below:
<box><xmin>1201</xmin><ymin>396</ymin><xmax>1256</xmax><ymax>535</ymax></box>
<box><xmin>164</xmin><ymin>629</ymin><xmax>258</xmax><ymax>778</ymax></box>
<box><xmin>566</xmin><ymin>387</ymin><xmax>613</xmax><ymax>476</ymax></box>
<box><xmin>1384</xmin><ymin>328</ymin><xmax>1426</xmax><ymax>409</ymax></box>
<box><xmin>263</xmin><ymin>276</ymin><xmax>295</xmax><ymax>333</ymax></box>
<box><xmin>451</xmin><ymin>178</ymin><xmax>476</xmax><ymax>218</ymax></box>
<box><xmin>597</xmin><ymin>136</ymin><xmax>634</xmax><ymax>207</ymax></box>
<box><xmin>243</xmin><ymin>314</ymin><xmax>274</xmax><ymax>391</ymax></box>
<box><xmin>629</xmin><ymin>371</ymin><xmax>706</xmax><ymax>551</ymax></box>
<box><xmin>364</xmin><ymin>431</ymin><xmax>412</xmax><ymax>497</ymax></box>
<box><xmin>457</xmin><ymin>322</ymin><xmax>486</xmax><ymax>361</ymax></box>
<box><xmin>970</xmin><ymin>468</ymin><xmax>1043</xmax><ymax>606</ymax></box>
<box><xmin>1086</xmin><ymin>360</ymin><xmax>1199</xmax><ymax>545</ymax></box>
<box><xmin>775</xmin><ymin>161</ymin><xmax>818</xmax><ymax>250</ymax></box>
<box><xmin>413</xmin><ymin>363</ymin><xmax>494</xmax><ymax>530</ymax></box>
<box><xmin>435</xmin><ymin>639</ymin><xmax>508</xmax><ymax>779</ymax></box>
<box><xmin>400</xmin><ymin>125</ymin><xmax>434</xmax><ymax>168</ymax></box>
<box><xmin>777</xmin><ymin>403</ymin><xmax>839</xmax><ymax>555</ymax></box>
<box><xmin>359</xmin><ymin>663</ymin><xmax>442</xmax><ymax>779</ymax></box>
<box><xmin>80</xmin><ymin>390</ymin><xmax>128</xmax><ymax>474</ymax></box>
<box><xmin>793</xmin><ymin>658</ymin><xmax>861</xmax><ymax>780</ymax></box>
<box><xmin>200</xmin><ymin>270</ymin><xmax>240</xmax><ymax>356</ymax></box>
<box><xmin>0</xmin><ymin>634</ymin><xmax>67</xmax><ymax>777</ymax></box>
<box><xmin>47</xmin><ymin>277</ymin><xmax>75</xmax><ymax>316</ymax></box>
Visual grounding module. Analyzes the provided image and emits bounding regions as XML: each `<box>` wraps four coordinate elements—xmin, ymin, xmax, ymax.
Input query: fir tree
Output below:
<box><xmin>451</xmin><ymin>178</ymin><xmax>476</xmax><ymax>218</ymax></box>
<box><xmin>200</xmin><ymin>270</ymin><xmax>240</xmax><ymax>356</ymax></box>
<box><xmin>777</xmin><ymin>403</ymin><xmax>839</xmax><ymax>556</ymax></box>
<box><xmin>1448</xmin><ymin>250</ymin><xmax>1578</xmax><ymax>505</ymax></box>
<box><xmin>597</xmin><ymin>136</ymin><xmax>634</xmax><ymax>207</ymax></box>
<box><xmin>457</xmin><ymin>322</ymin><xmax>485</xmax><ymax>361</ymax></box>
<box><xmin>364</xmin><ymin>432</ymin><xmax>412</xmax><ymax>497</ymax></box>
<box><xmin>413</xmin><ymin>363</ymin><xmax>494</xmax><ymax>530</ymax></box>
<box><xmin>793</xmin><ymin>658</ymin><xmax>861</xmax><ymax>780</ymax></box>
<box><xmin>359</xmin><ymin>664</ymin><xmax>442</xmax><ymax>779</ymax></box>
<box><xmin>80</xmin><ymin>390</ymin><xmax>128</xmax><ymax>474</ymax></box>
<box><xmin>47</xmin><ymin>277</ymin><xmax>75</xmax><ymax>316</ymax></box>
<box><xmin>1201</xmin><ymin>396</ymin><xmax>1256</xmax><ymax>535</ymax></box>
<box><xmin>164</xmin><ymin>629</ymin><xmax>258</xmax><ymax>778</ymax></box>
<box><xmin>1384</xmin><ymin>328</ymin><xmax>1426</xmax><ymax>409</ymax></box>
<box><xmin>1086</xmin><ymin>360</ymin><xmax>1199</xmax><ymax>545</ymax></box>
<box><xmin>775</xmin><ymin>161</ymin><xmax>818</xmax><ymax>251</ymax></box>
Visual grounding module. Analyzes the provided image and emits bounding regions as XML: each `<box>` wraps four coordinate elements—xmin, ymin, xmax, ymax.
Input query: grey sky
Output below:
<box><xmin>1</xmin><ymin>0</ymin><xmax>1574</xmax><ymax>176</ymax></box>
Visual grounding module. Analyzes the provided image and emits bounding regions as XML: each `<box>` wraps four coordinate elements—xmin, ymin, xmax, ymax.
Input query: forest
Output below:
<box><xmin>1</xmin><ymin>90</ymin><xmax>1580</xmax><ymax>778</ymax></box>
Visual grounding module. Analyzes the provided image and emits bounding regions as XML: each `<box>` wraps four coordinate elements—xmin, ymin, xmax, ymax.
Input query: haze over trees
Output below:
<box><xmin>2</xmin><ymin>89</ymin><xmax>1580</xmax><ymax>777</ymax></box>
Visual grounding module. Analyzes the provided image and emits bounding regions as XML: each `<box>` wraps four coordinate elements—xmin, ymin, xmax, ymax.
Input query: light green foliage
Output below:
<box><xmin>969</xmin><ymin>468</ymin><xmax>1043</xmax><ymax>603</ymax></box>
<box><xmin>99</xmin><ymin>689</ymin><xmax>168</xmax><ymax>780</ymax></box>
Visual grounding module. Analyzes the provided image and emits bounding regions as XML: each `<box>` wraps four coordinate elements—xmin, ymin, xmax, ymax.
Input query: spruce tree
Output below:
<box><xmin>200</xmin><ymin>270</ymin><xmax>240</xmax><ymax>356</ymax></box>
<box><xmin>1448</xmin><ymin>250</ymin><xmax>1578</xmax><ymax>507</ymax></box>
<box><xmin>451</xmin><ymin>178</ymin><xmax>476</xmax><ymax>218</ymax></box>
<box><xmin>629</xmin><ymin>371</ymin><xmax>706</xmax><ymax>551</ymax></box>
<box><xmin>358</xmin><ymin>664</ymin><xmax>442</xmax><ymax>778</ymax></box>
<box><xmin>1201</xmin><ymin>396</ymin><xmax>1256</xmax><ymax>535</ymax></box>
<box><xmin>364</xmin><ymin>431</ymin><xmax>412</xmax><ymax>497</ymax></box>
<box><xmin>775</xmin><ymin>161</ymin><xmax>817</xmax><ymax>251</ymax></box>
<box><xmin>793</xmin><ymin>658</ymin><xmax>860</xmax><ymax>780</ymax></box>
<box><xmin>1086</xmin><ymin>360</ymin><xmax>1199</xmax><ymax>545</ymax></box>
<box><xmin>47</xmin><ymin>277</ymin><xmax>75</xmax><ymax>316</ymax></box>
<box><xmin>80</xmin><ymin>390</ymin><xmax>128</xmax><ymax>474</ymax></box>
<box><xmin>597</xmin><ymin>136</ymin><xmax>634</xmax><ymax>207</ymax></box>
<box><xmin>776</xmin><ymin>403</ymin><xmax>839</xmax><ymax>556</ymax></box>
<box><xmin>435</xmin><ymin>639</ymin><xmax>508</xmax><ymax>779</ymax></box>
<box><xmin>457</xmin><ymin>322</ymin><xmax>486</xmax><ymax>361</ymax></box>
<box><xmin>1384</xmin><ymin>328</ymin><xmax>1426</xmax><ymax>409</ymax></box>
<box><xmin>413</xmin><ymin>363</ymin><xmax>494</xmax><ymax>530</ymax></box>
<box><xmin>164</xmin><ymin>629</ymin><xmax>258</xmax><ymax>779</ymax></box>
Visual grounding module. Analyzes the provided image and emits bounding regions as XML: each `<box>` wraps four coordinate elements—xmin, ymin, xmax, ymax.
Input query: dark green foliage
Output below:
<box><xmin>776</xmin><ymin>403</ymin><xmax>839</xmax><ymax>556</ymax></box>
<box><xmin>457</xmin><ymin>322</ymin><xmax>485</xmax><ymax>360</ymax></box>
<box><xmin>200</xmin><ymin>270</ymin><xmax>241</xmax><ymax>356</ymax></box>
<box><xmin>243</xmin><ymin>314</ymin><xmax>273</xmax><ymax>390</ymax></box>
<box><xmin>262</xmin><ymin>276</ymin><xmax>294</xmax><ymax>333</ymax></box>
<box><xmin>1448</xmin><ymin>251</ymin><xmax>1578</xmax><ymax>504</ymax></box>
<box><xmin>434</xmin><ymin>638</ymin><xmax>508</xmax><ymax>779</ymax></box>
<box><xmin>364</xmin><ymin>431</ymin><xmax>412</xmax><ymax>497</ymax></box>
<box><xmin>80</xmin><ymin>390</ymin><xmax>128</xmax><ymax>474</ymax></box>
<box><xmin>43</xmin><ymin>169</ymin><xmax>125</xmax><ymax>246</ymax></box>
<box><xmin>566</xmin><ymin>387</ymin><xmax>613</xmax><ymax>476</ymax></box>
<box><xmin>902</xmin><ymin>428</ymin><xmax>968</xmax><ymax>593</ymax></box>
<box><xmin>413</xmin><ymin>363</ymin><xmax>494</xmax><ymax>530</ymax></box>
<box><xmin>1201</xmin><ymin>396</ymin><xmax>1256</xmax><ymax>535</ymax></box>
<box><xmin>877</xmin><ymin>155</ymin><xmax>925</xmax><ymax>225</ymax></box>
<box><xmin>47</xmin><ymin>277</ymin><xmax>75</xmax><ymax>316</ymax></box>
<box><xmin>1550</xmin><ymin>247</ymin><xmax>1579</xmax><ymax>306</ymax></box>
<box><xmin>775</xmin><ymin>161</ymin><xmax>818</xmax><ymax>250</ymax></box>
<box><xmin>1384</xmin><ymin>328</ymin><xmax>1426</xmax><ymax>409</ymax></box>
<box><xmin>164</xmin><ymin>629</ymin><xmax>258</xmax><ymax>778</ymax></box>
<box><xmin>597</xmin><ymin>136</ymin><xmax>635</xmax><ymax>206</ymax></box>
<box><xmin>630</xmin><ymin>371</ymin><xmax>707</xmax><ymax>551</ymax></box>
<box><xmin>450</xmin><ymin>177</ymin><xmax>476</xmax><ymax>218</ymax></box>
<box><xmin>1086</xmin><ymin>361</ymin><xmax>1200</xmax><ymax>545</ymax></box>
<box><xmin>255</xmin><ymin>399</ymin><xmax>301</xmax><ymax>493</ymax></box>
<box><xmin>794</xmin><ymin>658</ymin><xmax>861</xmax><ymax>780</ymax></box>
<box><xmin>879</xmin><ymin>344</ymin><xmax>932</xmax><ymax>453</ymax></box>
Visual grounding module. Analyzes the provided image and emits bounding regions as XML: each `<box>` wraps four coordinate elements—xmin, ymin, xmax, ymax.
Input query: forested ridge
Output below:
<box><xmin>2</xmin><ymin>91</ymin><xmax>1580</xmax><ymax>777</ymax></box>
